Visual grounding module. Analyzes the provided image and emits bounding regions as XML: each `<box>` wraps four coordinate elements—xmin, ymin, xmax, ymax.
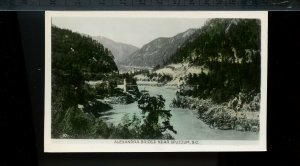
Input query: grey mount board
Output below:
<box><xmin>0</xmin><ymin>0</ymin><xmax>300</xmax><ymax>10</ymax></box>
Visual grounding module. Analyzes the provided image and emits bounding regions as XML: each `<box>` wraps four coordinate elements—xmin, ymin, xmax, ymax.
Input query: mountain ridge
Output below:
<box><xmin>121</xmin><ymin>28</ymin><xmax>198</xmax><ymax>68</ymax></box>
<box><xmin>91</xmin><ymin>35</ymin><xmax>139</xmax><ymax>65</ymax></box>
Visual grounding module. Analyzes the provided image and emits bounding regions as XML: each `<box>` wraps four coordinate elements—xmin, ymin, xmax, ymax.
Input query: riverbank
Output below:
<box><xmin>170</xmin><ymin>92</ymin><xmax>260</xmax><ymax>132</ymax></box>
<box><xmin>104</xmin><ymin>84</ymin><xmax>258</xmax><ymax>140</ymax></box>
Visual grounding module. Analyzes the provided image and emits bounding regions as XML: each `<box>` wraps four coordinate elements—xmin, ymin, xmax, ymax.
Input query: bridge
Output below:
<box><xmin>119</xmin><ymin>79</ymin><xmax>198</xmax><ymax>92</ymax></box>
<box><xmin>136</xmin><ymin>83</ymin><xmax>177</xmax><ymax>87</ymax></box>
<box><xmin>118</xmin><ymin>83</ymin><xmax>178</xmax><ymax>90</ymax></box>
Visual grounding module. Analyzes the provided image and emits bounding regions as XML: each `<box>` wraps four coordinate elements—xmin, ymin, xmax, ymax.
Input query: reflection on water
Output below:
<box><xmin>105</xmin><ymin>82</ymin><xmax>259</xmax><ymax>140</ymax></box>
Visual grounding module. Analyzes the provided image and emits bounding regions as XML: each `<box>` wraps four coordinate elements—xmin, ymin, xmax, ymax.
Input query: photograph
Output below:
<box><xmin>44</xmin><ymin>11</ymin><xmax>267</xmax><ymax>152</ymax></box>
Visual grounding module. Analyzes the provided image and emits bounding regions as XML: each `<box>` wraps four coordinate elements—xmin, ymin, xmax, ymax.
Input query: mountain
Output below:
<box><xmin>169</xmin><ymin>19</ymin><xmax>261</xmax><ymax>65</ymax></box>
<box><xmin>121</xmin><ymin>28</ymin><xmax>198</xmax><ymax>68</ymax></box>
<box><xmin>167</xmin><ymin>19</ymin><xmax>261</xmax><ymax>102</ymax></box>
<box><xmin>91</xmin><ymin>36</ymin><xmax>139</xmax><ymax>65</ymax></box>
<box><xmin>51</xmin><ymin>25</ymin><xmax>119</xmax><ymax>117</ymax></box>
<box><xmin>52</xmin><ymin>26</ymin><xmax>118</xmax><ymax>75</ymax></box>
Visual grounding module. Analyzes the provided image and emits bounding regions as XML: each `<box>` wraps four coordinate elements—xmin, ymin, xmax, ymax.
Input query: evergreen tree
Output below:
<box><xmin>137</xmin><ymin>91</ymin><xmax>177</xmax><ymax>138</ymax></box>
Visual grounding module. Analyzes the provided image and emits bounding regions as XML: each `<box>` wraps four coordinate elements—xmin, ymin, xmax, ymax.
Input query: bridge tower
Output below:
<box><xmin>123</xmin><ymin>78</ymin><xmax>127</xmax><ymax>92</ymax></box>
<box><xmin>177</xmin><ymin>79</ymin><xmax>181</xmax><ymax>88</ymax></box>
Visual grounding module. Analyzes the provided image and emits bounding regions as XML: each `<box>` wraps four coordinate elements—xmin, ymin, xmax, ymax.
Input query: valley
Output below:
<box><xmin>51</xmin><ymin>18</ymin><xmax>261</xmax><ymax>140</ymax></box>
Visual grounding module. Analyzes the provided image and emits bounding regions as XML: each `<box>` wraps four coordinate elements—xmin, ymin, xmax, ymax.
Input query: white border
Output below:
<box><xmin>45</xmin><ymin>11</ymin><xmax>268</xmax><ymax>152</ymax></box>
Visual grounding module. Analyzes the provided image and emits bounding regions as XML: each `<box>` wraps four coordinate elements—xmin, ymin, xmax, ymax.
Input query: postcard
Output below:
<box><xmin>45</xmin><ymin>11</ymin><xmax>267</xmax><ymax>152</ymax></box>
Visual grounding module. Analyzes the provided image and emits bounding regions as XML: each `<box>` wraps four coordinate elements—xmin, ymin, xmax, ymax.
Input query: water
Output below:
<box><xmin>105</xmin><ymin>81</ymin><xmax>259</xmax><ymax>140</ymax></box>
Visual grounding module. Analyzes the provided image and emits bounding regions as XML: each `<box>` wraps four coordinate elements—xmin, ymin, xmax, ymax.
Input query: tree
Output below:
<box><xmin>137</xmin><ymin>91</ymin><xmax>177</xmax><ymax>139</ymax></box>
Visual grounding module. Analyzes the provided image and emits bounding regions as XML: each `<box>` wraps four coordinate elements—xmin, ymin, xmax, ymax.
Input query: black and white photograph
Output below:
<box><xmin>44</xmin><ymin>11</ymin><xmax>267</xmax><ymax>152</ymax></box>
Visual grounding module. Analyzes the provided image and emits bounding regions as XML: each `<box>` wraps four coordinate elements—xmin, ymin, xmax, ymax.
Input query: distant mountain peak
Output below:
<box><xmin>93</xmin><ymin>35</ymin><xmax>139</xmax><ymax>49</ymax></box>
<box><xmin>121</xmin><ymin>28</ymin><xmax>199</xmax><ymax>68</ymax></box>
<box><xmin>91</xmin><ymin>35</ymin><xmax>139</xmax><ymax>65</ymax></box>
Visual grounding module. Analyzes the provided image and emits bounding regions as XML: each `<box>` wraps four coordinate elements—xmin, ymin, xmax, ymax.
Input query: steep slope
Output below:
<box><xmin>168</xmin><ymin>19</ymin><xmax>261</xmax><ymax>102</ymax></box>
<box><xmin>121</xmin><ymin>28</ymin><xmax>198</xmax><ymax>68</ymax></box>
<box><xmin>92</xmin><ymin>36</ymin><xmax>139</xmax><ymax>64</ymax></box>
<box><xmin>52</xmin><ymin>27</ymin><xmax>118</xmax><ymax>75</ymax></box>
<box><xmin>166</xmin><ymin>19</ymin><xmax>262</xmax><ymax>131</ymax></box>
<box><xmin>51</xmin><ymin>26</ymin><xmax>118</xmax><ymax>109</ymax></box>
<box><xmin>169</xmin><ymin>19</ymin><xmax>261</xmax><ymax>66</ymax></box>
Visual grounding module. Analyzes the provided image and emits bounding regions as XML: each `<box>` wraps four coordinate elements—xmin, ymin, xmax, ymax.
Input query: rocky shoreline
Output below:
<box><xmin>170</xmin><ymin>92</ymin><xmax>260</xmax><ymax>132</ymax></box>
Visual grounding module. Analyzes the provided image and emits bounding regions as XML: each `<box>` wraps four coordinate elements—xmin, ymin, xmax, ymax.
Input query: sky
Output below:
<box><xmin>52</xmin><ymin>17</ymin><xmax>207</xmax><ymax>48</ymax></box>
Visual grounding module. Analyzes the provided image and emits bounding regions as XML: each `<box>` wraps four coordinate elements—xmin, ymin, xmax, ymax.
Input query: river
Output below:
<box><xmin>104</xmin><ymin>81</ymin><xmax>258</xmax><ymax>140</ymax></box>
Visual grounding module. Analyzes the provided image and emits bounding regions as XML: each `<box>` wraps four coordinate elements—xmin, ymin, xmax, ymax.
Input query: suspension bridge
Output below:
<box><xmin>119</xmin><ymin>79</ymin><xmax>198</xmax><ymax>92</ymax></box>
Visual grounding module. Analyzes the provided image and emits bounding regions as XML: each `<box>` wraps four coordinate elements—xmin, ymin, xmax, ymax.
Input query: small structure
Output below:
<box><xmin>149</xmin><ymin>69</ymin><xmax>153</xmax><ymax>74</ymax></box>
<box><xmin>123</xmin><ymin>78</ymin><xmax>127</xmax><ymax>92</ymax></box>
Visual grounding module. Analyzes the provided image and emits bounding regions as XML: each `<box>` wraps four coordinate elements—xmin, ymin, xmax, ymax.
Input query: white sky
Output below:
<box><xmin>52</xmin><ymin>17</ymin><xmax>207</xmax><ymax>48</ymax></box>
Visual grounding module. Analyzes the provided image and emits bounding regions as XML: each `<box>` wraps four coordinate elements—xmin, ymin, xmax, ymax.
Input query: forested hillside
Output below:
<box><xmin>51</xmin><ymin>26</ymin><xmax>119</xmax><ymax>138</ymax></box>
<box><xmin>169</xmin><ymin>19</ymin><xmax>261</xmax><ymax>103</ymax></box>
<box><xmin>163</xmin><ymin>19</ymin><xmax>262</xmax><ymax>132</ymax></box>
<box><xmin>52</xmin><ymin>27</ymin><xmax>118</xmax><ymax>75</ymax></box>
<box><xmin>52</xmin><ymin>26</ymin><xmax>118</xmax><ymax>108</ymax></box>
